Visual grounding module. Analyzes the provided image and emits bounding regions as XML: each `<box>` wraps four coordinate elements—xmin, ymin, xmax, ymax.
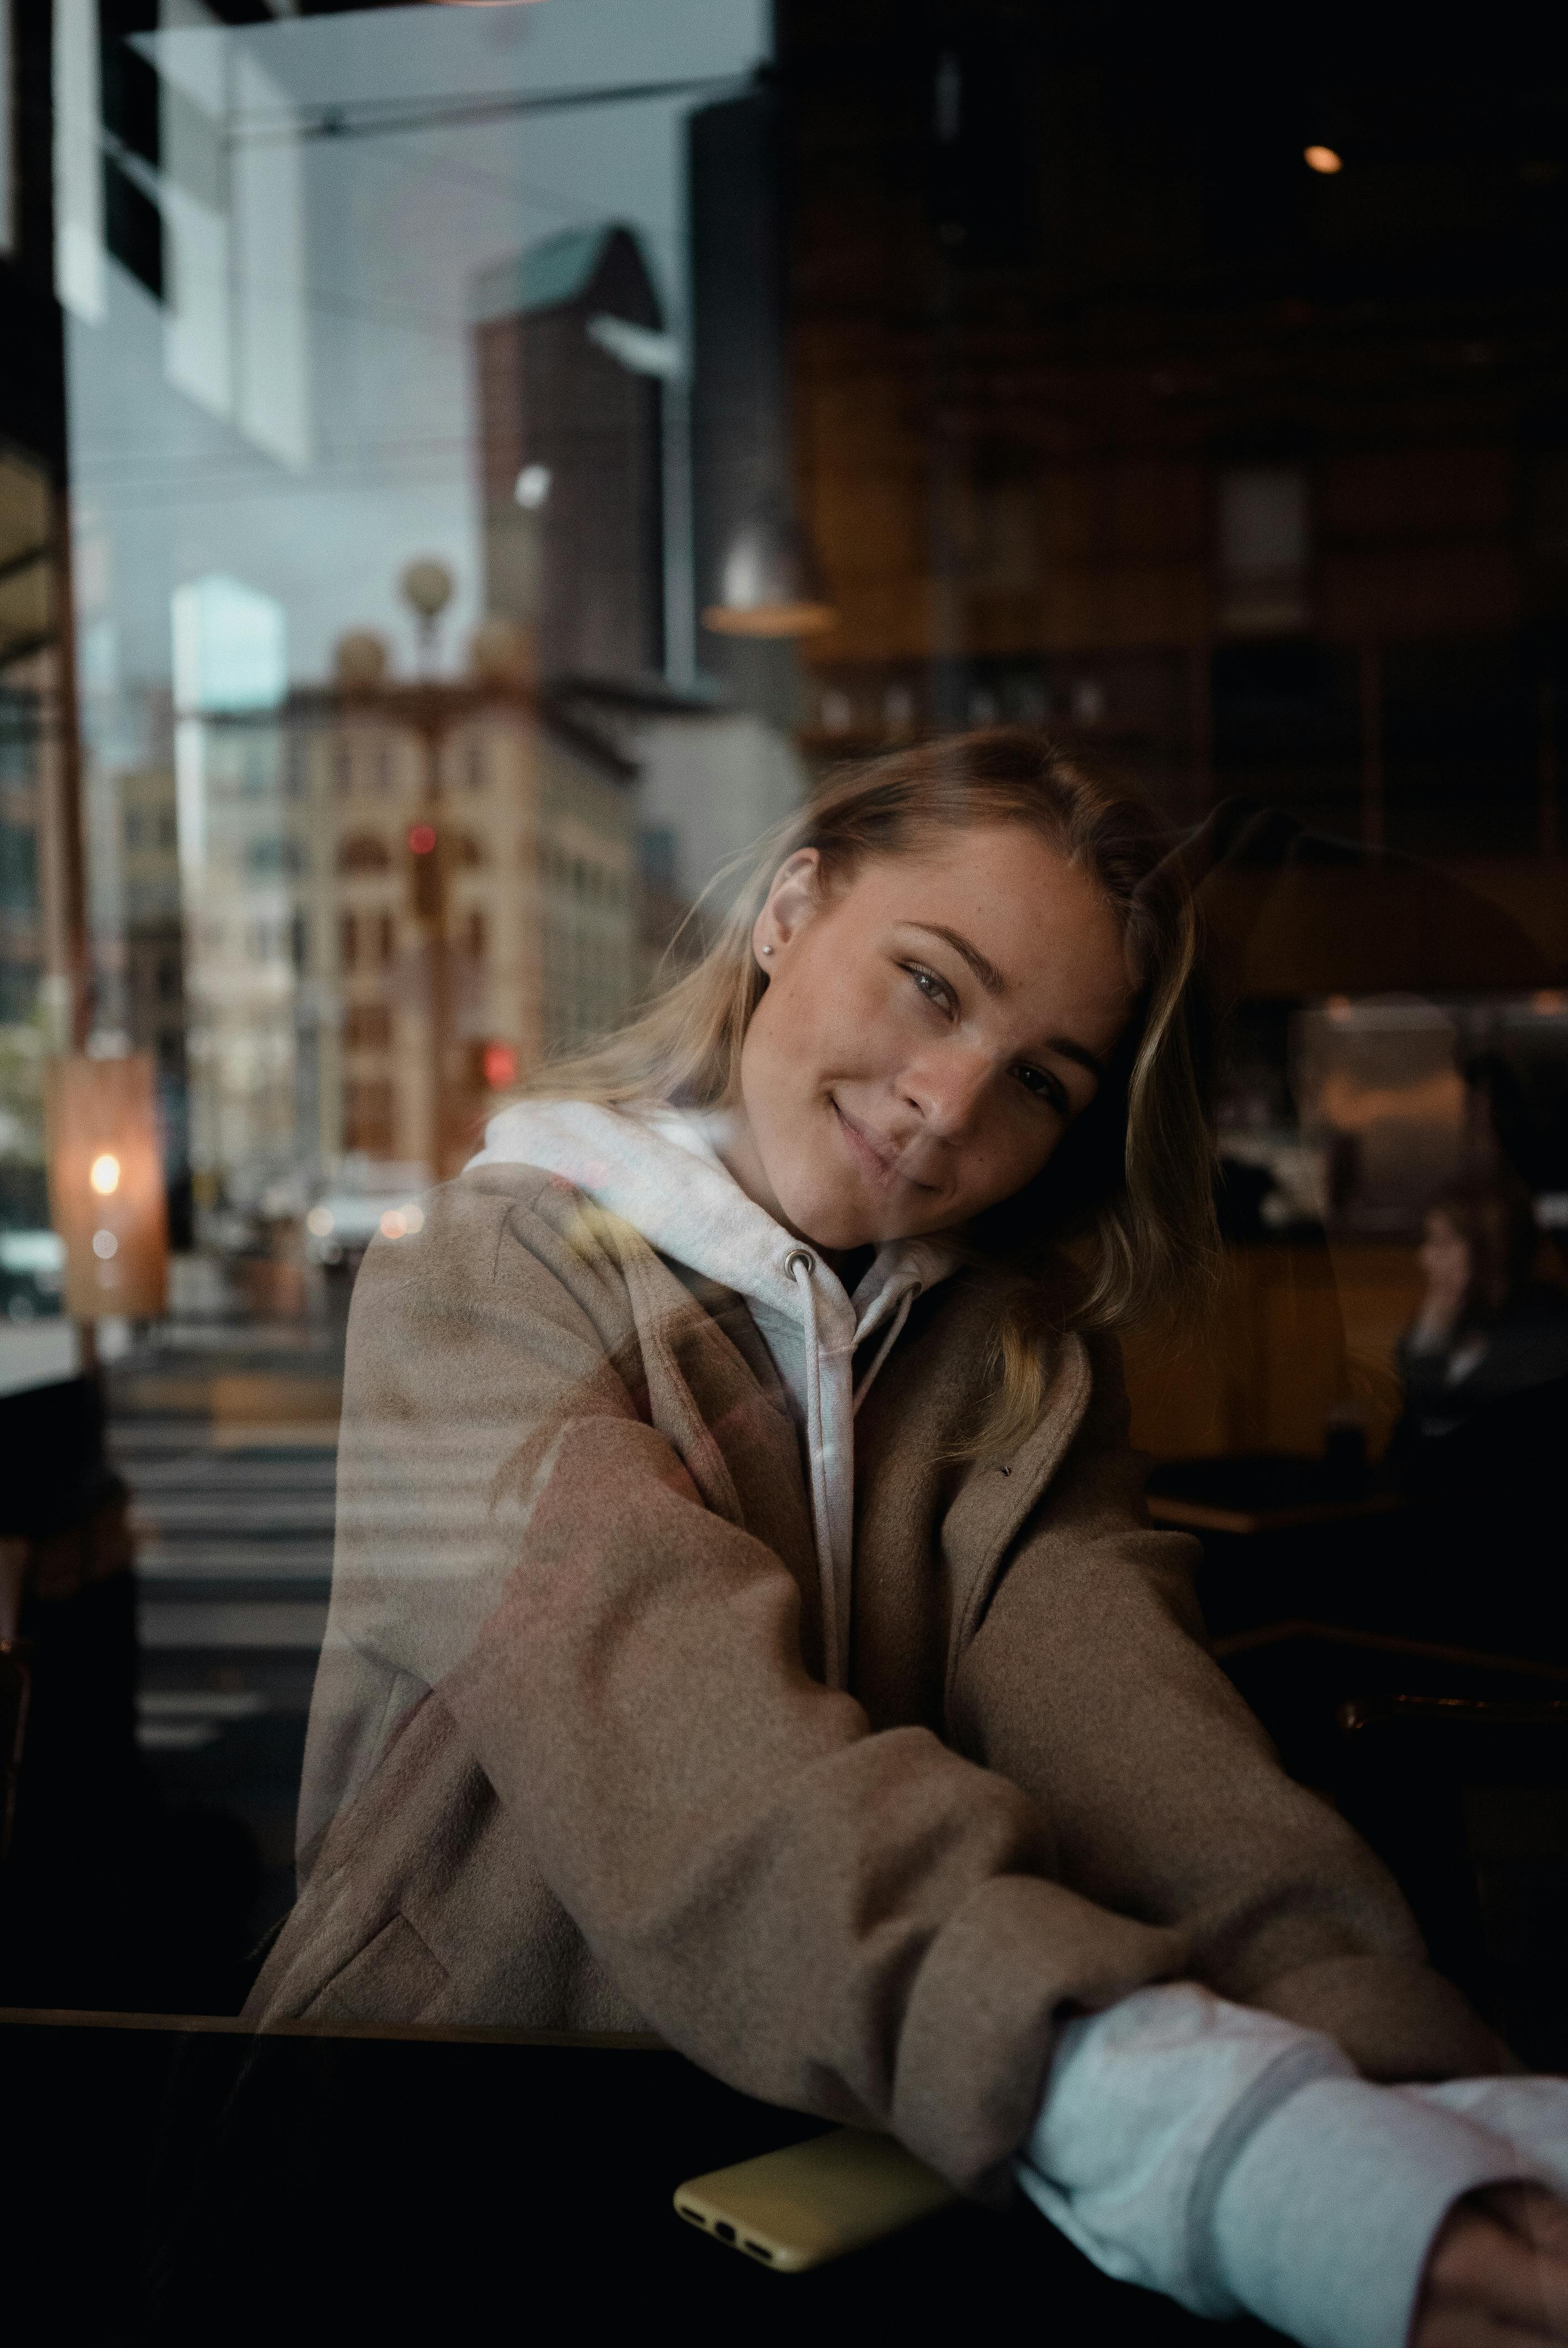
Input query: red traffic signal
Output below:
<box><xmin>466</xmin><ymin>1041</ymin><xmax>518</xmax><ymax>1091</ymax></box>
<box><xmin>407</xmin><ymin>822</ymin><xmax>442</xmax><ymax>920</ymax></box>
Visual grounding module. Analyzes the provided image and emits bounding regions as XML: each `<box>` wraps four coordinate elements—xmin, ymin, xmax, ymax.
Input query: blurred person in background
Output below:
<box><xmin>1397</xmin><ymin>1183</ymin><xmax>1568</xmax><ymax>1447</ymax></box>
<box><xmin>1390</xmin><ymin>1181</ymin><xmax>1568</xmax><ymax>1657</ymax></box>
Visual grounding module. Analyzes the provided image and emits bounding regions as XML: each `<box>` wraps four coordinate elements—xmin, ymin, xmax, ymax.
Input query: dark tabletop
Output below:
<box><xmin>0</xmin><ymin>2012</ymin><xmax>1287</xmax><ymax>2345</ymax></box>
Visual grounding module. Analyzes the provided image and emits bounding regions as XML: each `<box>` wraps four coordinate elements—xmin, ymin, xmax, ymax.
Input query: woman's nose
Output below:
<box><xmin>901</xmin><ymin>1047</ymin><xmax>992</xmax><ymax>1138</ymax></box>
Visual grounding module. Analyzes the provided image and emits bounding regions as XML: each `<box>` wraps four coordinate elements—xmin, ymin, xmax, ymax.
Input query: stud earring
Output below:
<box><xmin>761</xmin><ymin>943</ymin><xmax>775</xmax><ymax>956</ymax></box>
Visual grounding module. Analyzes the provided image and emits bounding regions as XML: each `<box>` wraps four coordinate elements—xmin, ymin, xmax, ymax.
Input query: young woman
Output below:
<box><xmin>249</xmin><ymin>734</ymin><xmax>1568</xmax><ymax>2347</ymax></box>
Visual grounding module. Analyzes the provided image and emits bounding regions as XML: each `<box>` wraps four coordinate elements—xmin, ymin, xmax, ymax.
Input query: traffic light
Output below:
<box><xmin>407</xmin><ymin>820</ymin><xmax>442</xmax><ymax>923</ymax></box>
<box><xmin>466</xmin><ymin>1041</ymin><xmax>518</xmax><ymax>1092</ymax></box>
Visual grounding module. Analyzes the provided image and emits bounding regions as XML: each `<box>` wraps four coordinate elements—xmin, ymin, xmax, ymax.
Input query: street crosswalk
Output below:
<box><xmin>114</xmin><ymin>1418</ymin><xmax>336</xmax><ymax>1757</ymax></box>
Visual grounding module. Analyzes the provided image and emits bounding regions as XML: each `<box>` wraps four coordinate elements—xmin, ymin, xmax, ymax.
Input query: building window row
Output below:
<box><xmin>343</xmin><ymin>1002</ymin><xmax>393</xmax><ymax>1049</ymax></box>
<box><xmin>338</xmin><ymin>833</ymin><xmax>392</xmax><ymax>874</ymax></box>
<box><xmin>343</xmin><ymin>1078</ymin><xmax>396</xmax><ymax>1155</ymax></box>
<box><xmin>336</xmin><ymin>831</ymin><xmax>484</xmax><ymax>874</ymax></box>
<box><xmin>541</xmin><ymin>842</ymin><xmax>628</xmax><ymax>905</ymax></box>
<box><xmin>124</xmin><ymin>809</ymin><xmax>177</xmax><ymax>851</ymax></box>
<box><xmin>340</xmin><ymin>909</ymin><xmax>396</xmax><ymax>970</ymax></box>
<box><xmin>332</xmin><ymin>742</ymin><xmax>398</xmax><ymax>797</ymax></box>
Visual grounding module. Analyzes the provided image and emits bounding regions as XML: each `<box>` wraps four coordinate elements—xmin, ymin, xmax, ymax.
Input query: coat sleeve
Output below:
<box><xmin>435</xmin><ymin>1424</ymin><xmax>1192</xmax><ymax>2195</ymax></box>
<box><xmin>947</xmin><ymin>1331</ymin><xmax>1506</xmax><ymax>2089</ymax></box>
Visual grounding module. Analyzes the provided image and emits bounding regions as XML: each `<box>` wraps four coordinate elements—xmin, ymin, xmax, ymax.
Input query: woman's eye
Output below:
<box><xmin>1015</xmin><ymin>1063</ymin><xmax>1069</xmax><ymax>1115</ymax></box>
<box><xmin>905</xmin><ymin>964</ymin><xmax>955</xmax><ymax>1015</ymax></box>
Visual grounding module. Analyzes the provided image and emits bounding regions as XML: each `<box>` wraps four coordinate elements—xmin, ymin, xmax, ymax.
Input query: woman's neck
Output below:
<box><xmin>715</xmin><ymin>1100</ymin><xmax>858</xmax><ymax>1278</ymax></box>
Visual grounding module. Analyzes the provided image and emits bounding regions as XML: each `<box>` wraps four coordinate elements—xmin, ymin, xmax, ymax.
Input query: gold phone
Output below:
<box><xmin>673</xmin><ymin>2127</ymin><xmax>956</xmax><ymax>2273</ymax></box>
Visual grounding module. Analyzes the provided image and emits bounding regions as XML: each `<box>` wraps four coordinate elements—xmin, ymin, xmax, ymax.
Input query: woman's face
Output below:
<box><xmin>724</xmin><ymin>824</ymin><xmax>1134</xmax><ymax>1253</ymax></box>
<box><xmin>1419</xmin><ymin>1211</ymin><xmax>1471</xmax><ymax>1315</ymax></box>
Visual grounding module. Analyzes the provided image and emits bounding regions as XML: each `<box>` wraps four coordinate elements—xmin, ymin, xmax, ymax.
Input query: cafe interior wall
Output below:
<box><xmin>773</xmin><ymin>0</ymin><xmax>1568</xmax><ymax>1458</ymax></box>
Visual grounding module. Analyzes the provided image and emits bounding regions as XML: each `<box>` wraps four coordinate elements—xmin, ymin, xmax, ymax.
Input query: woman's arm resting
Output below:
<box><xmin>953</xmin><ymin>1334</ymin><xmax>1507</xmax><ymax>2078</ymax></box>
<box><xmin>438</xmin><ymin>1409</ymin><xmax>1188</xmax><ymax>2187</ymax></box>
<box><xmin>1017</xmin><ymin>1983</ymin><xmax>1556</xmax><ymax>2348</ymax></box>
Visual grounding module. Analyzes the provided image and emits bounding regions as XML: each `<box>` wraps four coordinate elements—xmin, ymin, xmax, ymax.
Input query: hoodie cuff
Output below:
<box><xmin>1211</xmin><ymin>2074</ymin><xmax>1539</xmax><ymax>2348</ymax></box>
<box><xmin>1401</xmin><ymin>2077</ymin><xmax>1568</xmax><ymax>2196</ymax></box>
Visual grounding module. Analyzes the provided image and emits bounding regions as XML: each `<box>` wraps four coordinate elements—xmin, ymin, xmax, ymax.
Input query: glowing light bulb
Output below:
<box><xmin>1304</xmin><ymin>145</ymin><xmax>1343</xmax><ymax>175</ymax></box>
<box><xmin>90</xmin><ymin>1152</ymin><xmax>121</xmax><ymax>1196</ymax></box>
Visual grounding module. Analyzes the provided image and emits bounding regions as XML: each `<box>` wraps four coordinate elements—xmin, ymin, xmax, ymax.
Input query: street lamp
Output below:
<box><xmin>400</xmin><ymin>557</ymin><xmax>456</xmax><ymax>676</ymax></box>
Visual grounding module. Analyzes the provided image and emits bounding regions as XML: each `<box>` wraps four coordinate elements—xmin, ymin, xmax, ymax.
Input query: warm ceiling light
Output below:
<box><xmin>1304</xmin><ymin>145</ymin><xmax>1343</xmax><ymax>175</ymax></box>
<box><xmin>89</xmin><ymin>1151</ymin><xmax>121</xmax><ymax>1196</ymax></box>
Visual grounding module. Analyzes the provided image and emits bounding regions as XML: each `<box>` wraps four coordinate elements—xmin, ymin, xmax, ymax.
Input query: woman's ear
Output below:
<box><xmin>752</xmin><ymin>848</ymin><xmax>824</xmax><ymax>969</ymax></box>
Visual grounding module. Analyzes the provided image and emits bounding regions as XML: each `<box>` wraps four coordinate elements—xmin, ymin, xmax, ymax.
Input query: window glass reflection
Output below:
<box><xmin>2</xmin><ymin>6</ymin><xmax>1567</xmax><ymax>2335</ymax></box>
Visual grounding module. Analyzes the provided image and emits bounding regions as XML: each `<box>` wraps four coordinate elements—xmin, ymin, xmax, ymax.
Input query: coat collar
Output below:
<box><xmin>941</xmin><ymin>1329</ymin><xmax>1093</xmax><ymax>1693</ymax></box>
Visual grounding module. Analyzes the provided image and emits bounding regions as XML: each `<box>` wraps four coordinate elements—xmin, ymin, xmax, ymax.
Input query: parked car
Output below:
<box><xmin>302</xmin><ymin>1189</ymin><xmax>427</xmax><ymax>1273</ymax></box>
<box><xmin>0</xmin><ymin>1229</ymin><xmax>66</xmax><ymax>1322</ymax></box>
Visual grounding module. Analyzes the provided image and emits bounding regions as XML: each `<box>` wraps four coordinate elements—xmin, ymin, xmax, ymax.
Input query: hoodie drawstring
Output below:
<box><xmin>787</xmin><ymin>1247</ymin><xmax>848</xmax><ymax>1692</ymax></box>
<box><xmin>853</xmin><ymin>1284</ymin><xmax>920</xmax><ymax>1415</ymax></box>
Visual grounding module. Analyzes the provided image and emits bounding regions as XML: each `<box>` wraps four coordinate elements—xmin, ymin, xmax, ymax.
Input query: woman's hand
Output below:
<box><xmin>1413</xmin><ymin>2184</ymin><xmax>1568</xmax><ymax>2347</ymax></box>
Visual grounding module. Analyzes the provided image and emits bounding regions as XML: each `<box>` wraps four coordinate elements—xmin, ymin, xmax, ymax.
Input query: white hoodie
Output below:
<box><xmin>470</xmin><ymin>1099</ymin><xmax>1567</xmax><ymax>2348</ymax></box>
<box><xmin>471</xmin><ymin>1097</ymin><xmax>961</xmax><ymax>1691</ymax></box>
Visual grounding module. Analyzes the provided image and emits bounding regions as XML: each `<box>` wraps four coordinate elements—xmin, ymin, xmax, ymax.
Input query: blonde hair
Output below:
<box><xmin>526</xmin><ymin>729</ymin><xmax>1218</xmax><ymax>1453</ymax></box>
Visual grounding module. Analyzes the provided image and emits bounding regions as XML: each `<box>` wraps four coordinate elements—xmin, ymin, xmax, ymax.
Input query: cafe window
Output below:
<box><xmin>4</xmin><ymin>7</ymin><xmax>1568</xmax><ymax>2322</ymax></box>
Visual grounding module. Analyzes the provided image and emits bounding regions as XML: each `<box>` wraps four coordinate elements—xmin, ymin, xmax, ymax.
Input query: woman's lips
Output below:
<box><xmin>831</xmin><ymin>1098</ymin><xmax>932</xmax><ymax>1192</ymax></box>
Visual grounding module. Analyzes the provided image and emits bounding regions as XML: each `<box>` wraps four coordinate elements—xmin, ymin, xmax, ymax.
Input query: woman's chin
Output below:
<box><xmin>780</xmin><ymin>1188</ymin><xmax>915</xmax><ymax>1257</ymax></box>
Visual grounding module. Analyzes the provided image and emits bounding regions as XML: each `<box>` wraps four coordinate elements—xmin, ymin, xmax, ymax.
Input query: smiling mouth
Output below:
<box><xmin>830</xmin><ymin>1098</ymin><xmax>935</xmax><ymax>1192</ymax></box>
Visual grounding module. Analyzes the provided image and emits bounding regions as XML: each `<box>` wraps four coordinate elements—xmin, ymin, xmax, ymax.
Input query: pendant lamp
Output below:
<box><xmin>701</xmin><ymin>501</ymin><xmax>837</xmax><ymax>639</ymax></box>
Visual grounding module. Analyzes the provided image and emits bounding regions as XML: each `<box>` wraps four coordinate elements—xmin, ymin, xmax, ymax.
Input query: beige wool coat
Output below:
<box><xmin>245</xmin><ymin>1162</ymin><xmax>1499</xmax><ymax>2194</ymax></box>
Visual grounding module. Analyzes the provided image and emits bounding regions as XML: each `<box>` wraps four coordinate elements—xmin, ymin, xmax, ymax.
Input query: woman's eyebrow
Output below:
<box><xmin>907</xmin><ymin>921</ymin><xmax>1008</xmax><ymax>996</ymax></box>
<box><xmin>1047</xmin><ymin>1035</ymin><xmax>1108</xmax><ymax>1083</ymax></box>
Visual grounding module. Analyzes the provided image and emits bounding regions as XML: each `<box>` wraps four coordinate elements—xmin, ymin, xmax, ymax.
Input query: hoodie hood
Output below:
<box><xmin>468</xmin><ymin>1098</ymin><xmax>960</xmax><ymax>1687</ymax></box>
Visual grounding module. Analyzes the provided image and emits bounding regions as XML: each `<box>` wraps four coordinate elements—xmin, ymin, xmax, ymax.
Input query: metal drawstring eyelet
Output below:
<box><xmin>784</xmin><ymin>1247</ymin><xmax>815</xmax><ymax>1278</ymax></box>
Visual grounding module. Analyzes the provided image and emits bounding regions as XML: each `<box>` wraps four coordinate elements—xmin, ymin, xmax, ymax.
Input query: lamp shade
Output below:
<box><xmin>45</xmin><ymin>1054</ymin><xmax>168</xmax><ymax>1320</ymax></box>
<box><xmin>701</xmin><ymin>503</ymin><xmax>837</xmax><ymax>639</ymax></box>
